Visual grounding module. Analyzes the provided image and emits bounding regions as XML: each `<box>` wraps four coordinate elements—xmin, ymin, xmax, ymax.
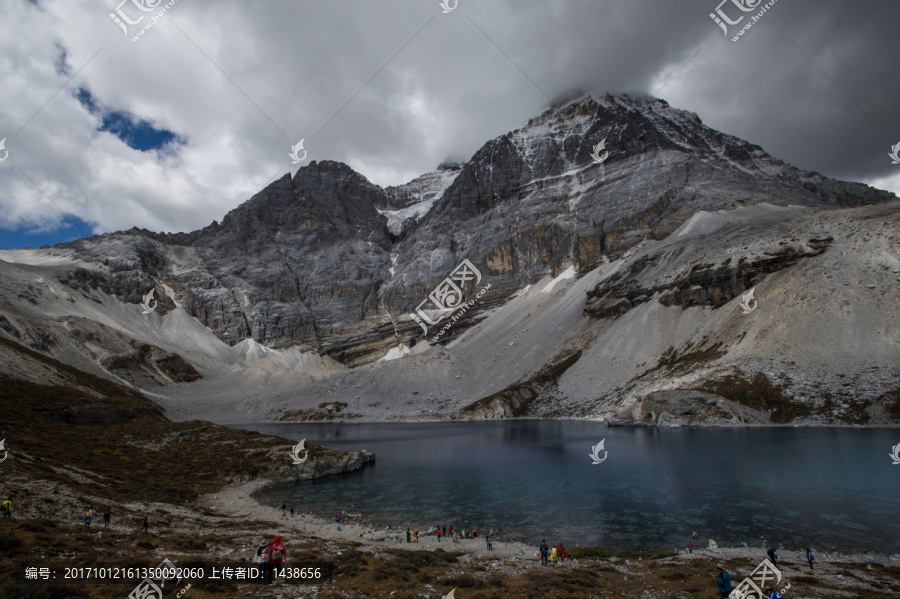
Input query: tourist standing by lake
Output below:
<box><xmin>255</xmin><ymin>540</ymin><xmax>268</xmax><ymax>584</ymax></box>
<box><xmin>539</xmin><ymin>540</ymin><xmax>549</xmax><ymax>565</ymax></box>
<box><xmin>268</xmin><ymin>535</ymin><xmax>286</xmax><ymax>582</ymax></box>
<box><xmin>84</xmin><ymin>506</ymin><xmax>92</xmax><ymax>526</ymax></box>
<box><xmin>805</xmin><ymin>548</ymin><xmax>815</xmax><ymax>570</ymax></box>
<box><xmin>714</xmin><ymin>563</ymin><xmax>733</xmax><ymax>598</ymax></box>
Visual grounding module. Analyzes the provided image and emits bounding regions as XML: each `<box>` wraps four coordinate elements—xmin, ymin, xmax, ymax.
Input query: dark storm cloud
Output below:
<box><xmin>1</xmin><ymin>0</ymin><xmax>896</xmax><ymax>243</ymax></box>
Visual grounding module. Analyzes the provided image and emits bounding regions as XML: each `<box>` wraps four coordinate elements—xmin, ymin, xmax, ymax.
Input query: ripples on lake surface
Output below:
<box><xmin>234</xmin><ymin>421</ymin><xmax>900</xmax><ymax>553</ymax></box>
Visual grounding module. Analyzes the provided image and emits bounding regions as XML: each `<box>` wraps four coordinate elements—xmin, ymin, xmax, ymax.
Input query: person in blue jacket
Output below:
<box><xmin>714</xmin><ymin>563</ymin><xmax>733</xmax><ymax>598</ymax></box>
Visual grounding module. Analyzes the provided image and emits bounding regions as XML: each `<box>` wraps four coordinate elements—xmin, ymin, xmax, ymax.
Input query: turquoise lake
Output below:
<box><xmin>234</xmin><ymin>421</ymin><xmax>900</xmax><ymax>553</ymax></box>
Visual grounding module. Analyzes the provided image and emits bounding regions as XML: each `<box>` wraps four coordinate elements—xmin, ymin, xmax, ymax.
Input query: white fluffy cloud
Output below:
<box><xmin>0</xmin><ymin>0</ymin><xmax>897</xmax><ymax>239</ymax></box>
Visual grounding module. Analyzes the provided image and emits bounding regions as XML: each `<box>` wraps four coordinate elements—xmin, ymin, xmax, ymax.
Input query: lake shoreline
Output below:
<box><xmin>229</xmin><ymin>420</ymin><xmax>900</xmax><ymax>557</ymax></box>
<box><xmin>228</xmin><ymin>416</ymin><xmax>900</xmax><ymax>428</ymax></box>
<box><xmin>207</xmin><ymin>476</ymin><xmax>900</xmax><ymax>567</ymax></box>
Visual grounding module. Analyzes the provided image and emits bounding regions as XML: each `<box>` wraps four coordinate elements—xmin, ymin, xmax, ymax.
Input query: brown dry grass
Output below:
<box><xmin>1</xmin><ymin>337</ymin><xmax>898</xmax><ymax>598</ymax></box>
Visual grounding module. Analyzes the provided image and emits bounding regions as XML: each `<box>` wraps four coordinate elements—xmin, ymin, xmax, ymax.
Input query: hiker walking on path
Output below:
<box><xmin>714</xmin><ymin>563</ymin><xmax>733</xmax><ymax>598</ymax></box>
<box><xmin>255</xmin><ymin>540</ymin><xmax>269</xmax><ymax>584</ymax></box>
<box><xmin>0</xmin><ymin>497</ymin><xmax>11</xmax><ymax>519</ymax></box>
<box><xmin>767</xmin><ymin>546</ymin><xmax>778</xmax><ymax>567</ymax></box>
<box><xmin>280</xmin><ymin>503</ymin><xmax>286</xmax><ymax>518</ymax></box>
<box><xmin>139</xmin><ymin>515</ymin><xmax>148</xmax><ymax>532</ymax></box>
<box><xmin>805</xmin><ymin>548</ymin><xmax>815</xmax><ymax>570</ymax></box>
<box><xmin>290</xmin><ymin>505</ymin><xmax>294</xmax><ymax>518</ymax></box>
<box><xmin>268</xmin><ymin>535</ymin><xmax>287</xmax><ymax>582</ymax></box>
<box><xmin>689</xmin><ymin>542</ymin><xmax>693</xmax><ymax>554</ymax></box>
<box><xmin>406</xmin><ymin>528</ymin><xmax>411</xmax><ymax>543</ymax></box>
<box><xmin>436</xmin><ymin>527</ymin><xmax>442</xmax><ymax>542</ymax></box>
<box><xmin>448</xmin><ymin>525</ymin><xmax>453</xmax><ymax>537</ymax></box>
<box><xmin>486</xmin><ymin>535</ymin><xmax>493</xmax><ymax>551</ymax></box>
<box><xmin>103</xmin><ymin>507</ymin><xmax>111</xmax><ymax>528</ymax></box>
<box><xmin>84</xmin><ymin>506</ymin><xmax>92</xmax><ymax>526</ymax></box>
<box><xmin>539</xmin><ymin>540</ymin><xmax>549</xmax><ymax>565</ymax></box>
<box><xmin>549</xmin><ymin>545</ymin><xmax>558</xmax><ymax>565</ymax></box>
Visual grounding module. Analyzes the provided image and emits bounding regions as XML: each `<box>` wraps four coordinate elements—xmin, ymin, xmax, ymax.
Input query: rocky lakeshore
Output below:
<box><xmin>4</xmin><ymin>468</ymin><xmax>898</xmax><ymax>599</ymax></box>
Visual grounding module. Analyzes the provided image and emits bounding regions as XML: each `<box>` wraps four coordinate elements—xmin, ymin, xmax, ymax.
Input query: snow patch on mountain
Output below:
<box><xmin>379</xmin><ymin>344</ymin><xmax>411</xmax><ymax>362</ymax></box>
<box><xmin>541</xmin><ymin>266</ymin><xmax>576</xmax><ymax>294</ymax></box>
<box><xmin>0</xmin><ymin>248</ymin><xmax>89</xmax><ymax>268</ymax></box>
<box><xmin>380</xmin><ymin>169</ymin><xmax>459</xmax><ymax>235</ymax></box>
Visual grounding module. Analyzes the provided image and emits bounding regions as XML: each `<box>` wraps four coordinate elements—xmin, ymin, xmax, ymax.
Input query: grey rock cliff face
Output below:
<box><xmin>382</xmin><ymin>162</ymin><xmax>463</xmax><ymax>211</ymax></box>
<box><xmin>42</xmin><ymin>95</ymin><xmax>896</xmax><ymax>364</ymax></box>
<box><xmin>382</xmin><ymin>95</ymin><xmax>893</xmax><ymax>344</ymax></box>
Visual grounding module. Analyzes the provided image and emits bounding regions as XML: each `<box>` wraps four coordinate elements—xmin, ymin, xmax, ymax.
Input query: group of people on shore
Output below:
<box><xmin>81</xmin><ymin>505</ymin><xmax>148</xmax><ymax>531</ymax></box>
<box><xmin>405</xmin><ymin>525</ymin><xmax>491</xmax><ymax>548</ymax></box>
<box><xmin>3</xmin><ymin>497</ymin><xmax>153</xmax><ymax>532</ymax></box>
<box><xmin>538</xmin><ymin>540</ymin><xmax>568</xmax><ymax>565</ymax></box>
<box><xmin>254</xmin><ymin>535</ymin><xmax>288</xmax><ymax>584</ymax></box>
<box><xmin>334</xmin><ymin>510</ymin><xmax>361</xmax><ymax>523</ymax></box>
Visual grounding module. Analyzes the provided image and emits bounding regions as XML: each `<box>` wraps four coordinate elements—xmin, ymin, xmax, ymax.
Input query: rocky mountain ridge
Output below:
<box><xmin>0</xmin><ymin>94</ymin><xmax>897</xmax><ymax>426</ymax></box>
<box><xmin>19</xmin><ymin>95</ymin><xmax>894</xmax><ymax>364</ymax></box>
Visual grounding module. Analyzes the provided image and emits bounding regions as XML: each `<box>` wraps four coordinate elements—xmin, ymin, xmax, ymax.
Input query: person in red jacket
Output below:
<box><xmin>268</xmin><ymin>535</ymin><xmax>287</xmax><ymax>582</ymax></box>
<box><xmin>436</xmin><ymin>527</ymin><xmax>442</xmax><ymax>542</ymax></box>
